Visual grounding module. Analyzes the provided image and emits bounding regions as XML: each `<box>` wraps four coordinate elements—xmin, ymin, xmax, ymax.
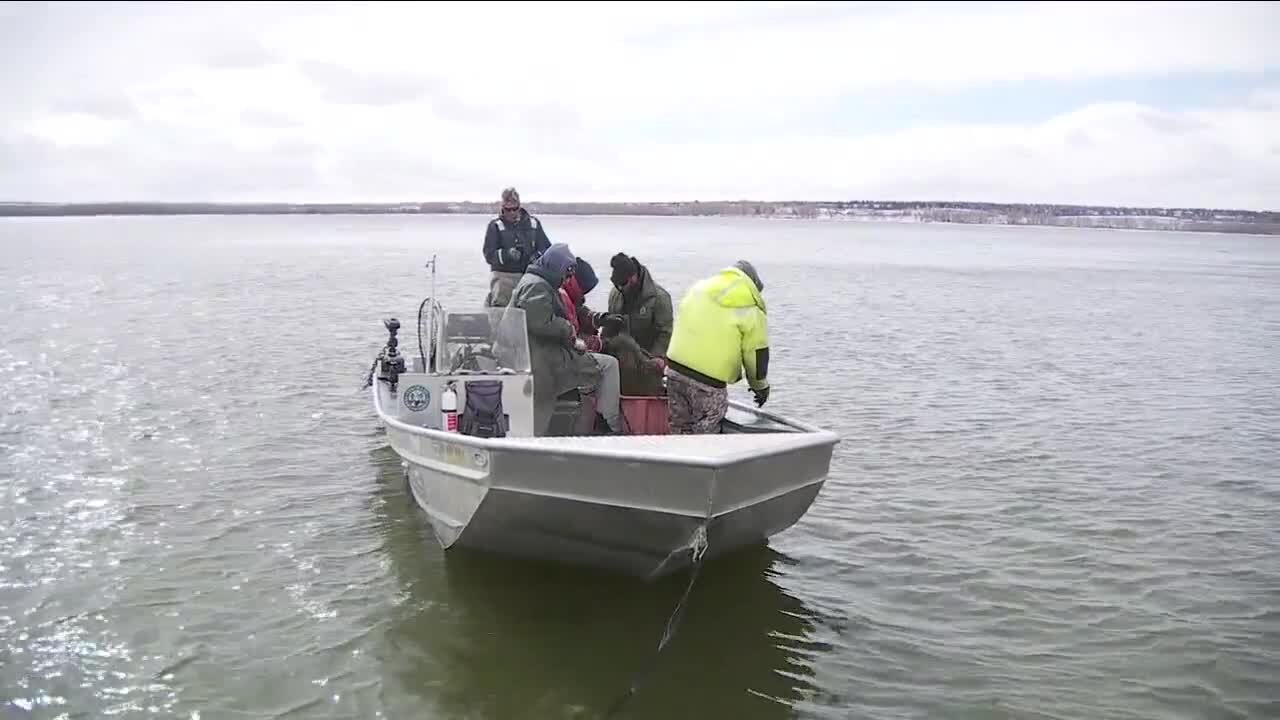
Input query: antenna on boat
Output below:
<box><xmin>418</xmin><ymin>254</ymin><xmax>442</xmax><ymax>374</ymax></box>
<box><xmin>424</xmin><ymin>253</ymin><xmax>437</xmax><ymax>298</ymax></box>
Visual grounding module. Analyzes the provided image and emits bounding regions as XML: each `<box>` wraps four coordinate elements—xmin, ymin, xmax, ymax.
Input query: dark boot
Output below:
<box><xmin>594</xmin><ymin>412</ymin><xmax>625</xmax><ymax>435</ymax></box>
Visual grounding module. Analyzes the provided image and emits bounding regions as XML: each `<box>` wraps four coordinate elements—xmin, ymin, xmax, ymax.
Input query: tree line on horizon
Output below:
<box><xmin>1</xmin><ymin>199</ymin><xmax>1276</xmax><ymax>233</ymax></box>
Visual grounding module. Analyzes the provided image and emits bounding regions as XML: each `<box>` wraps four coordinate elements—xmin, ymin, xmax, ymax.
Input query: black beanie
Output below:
<box><xmin>609</xmin><ymin>253</ymin><xmax>638</xmax><ymax>287</ymax></box>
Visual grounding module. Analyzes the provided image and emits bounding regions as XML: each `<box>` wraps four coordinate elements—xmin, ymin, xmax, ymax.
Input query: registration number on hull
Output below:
<box><xmin>425</xmin><ymin>438</ymin><xmax>489</xmax><ymax>472</ymax></box>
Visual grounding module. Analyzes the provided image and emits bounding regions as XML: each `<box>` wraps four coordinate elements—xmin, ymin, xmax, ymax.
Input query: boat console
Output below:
<box><xmin>369</xmin><ymin>305</ymin><xmax>539</xmax><ymax>438</ymax></box>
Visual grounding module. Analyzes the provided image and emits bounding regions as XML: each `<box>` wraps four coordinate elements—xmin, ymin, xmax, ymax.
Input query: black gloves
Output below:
<box><xmin>592</xmin><ymin>312</ymin><xmax>626</xmax><ymax>334</ymax></box>
<box><xmin>751</xmin><ymin>386</ymin><xmax>770</xmax><ymax>407</ymax></box>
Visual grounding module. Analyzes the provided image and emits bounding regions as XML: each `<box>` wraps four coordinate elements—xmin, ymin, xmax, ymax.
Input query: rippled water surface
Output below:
<box><xmin>2</xmin><ymin>215</ymin><xmax>1278</xmax><ymax>719</ymax></box>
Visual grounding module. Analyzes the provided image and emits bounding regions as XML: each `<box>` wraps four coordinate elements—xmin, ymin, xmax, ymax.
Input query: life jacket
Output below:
<box><xmin>492</xmin><ymin>214</ymin><xmax>541</xmax><ymax>267</ymax></box>
<box><xmin>559</xmin><ymin>280</ymin><xmax>602</xmax><ymax>352</ymax></box>
<box><xmin>558</xmin><ymin>285</ymin><xmax>581</xmax><ymax>335</ymax></box>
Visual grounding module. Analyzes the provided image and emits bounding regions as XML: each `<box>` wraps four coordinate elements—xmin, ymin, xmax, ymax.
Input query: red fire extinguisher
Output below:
<box><xmin>441</xmin><ymin>383</ymin><xmax>458</xmax><ymax>432</ymax></box>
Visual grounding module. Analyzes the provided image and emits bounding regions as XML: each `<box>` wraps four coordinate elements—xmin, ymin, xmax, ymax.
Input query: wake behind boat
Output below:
<box><xmin>365</xmin><ymin>260</ymin><xmax>840</xmax><ymax>580</ymax></box>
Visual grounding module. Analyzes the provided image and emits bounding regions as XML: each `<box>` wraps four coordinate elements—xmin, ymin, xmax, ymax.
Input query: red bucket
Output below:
<box><xmin>620</xmin><ymin>395</ymin><xmax>669</xmax><ymax>435</ymax></box>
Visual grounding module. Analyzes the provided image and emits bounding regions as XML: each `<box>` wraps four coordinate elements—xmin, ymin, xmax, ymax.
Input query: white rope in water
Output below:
<box><xmin>603</xmin><ymin>477</ymin><xmax>716</xmax><ymax>718</ymax></box>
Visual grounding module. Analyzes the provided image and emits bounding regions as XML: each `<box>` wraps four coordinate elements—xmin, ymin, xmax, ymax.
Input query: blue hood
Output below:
<box><xmin>530</xmin><ymin>242</ymin><xmax>576</xmax><ymax>286</ymax></box>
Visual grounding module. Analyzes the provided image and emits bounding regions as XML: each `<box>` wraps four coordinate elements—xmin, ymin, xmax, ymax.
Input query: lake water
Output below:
<box><xmin>1</xmin><ymin>214</ymin><xmax>1277</xmax><ymax>719</ymax></box>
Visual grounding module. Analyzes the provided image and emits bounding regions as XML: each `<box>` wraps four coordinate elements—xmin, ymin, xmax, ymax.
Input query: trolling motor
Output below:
<box><xmin>362</xmin><ymin>256</ymin><xmax>439</xmax><ymax>394</ymax></box>
<box><xmin>376</xmin><ymin>317</ymin><xmax>407</xmax><ymax>393</ymax></box>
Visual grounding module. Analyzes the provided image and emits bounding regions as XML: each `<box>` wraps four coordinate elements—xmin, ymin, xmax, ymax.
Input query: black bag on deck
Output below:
<box><xmin>459</xmin><ymin>380</ymin><xmax>509</xmax><ymax>438</ymax></box>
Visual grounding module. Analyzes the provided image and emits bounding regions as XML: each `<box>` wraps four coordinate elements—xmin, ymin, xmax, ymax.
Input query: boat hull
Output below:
<box><xmin>390</xmin><ymin>413</ymin><xmax>836</xmax><ymax>580</ymax></box>
<box><xmin>371</xmin><ymin>338</ymin><xmax>839</xmax><ymax>581</ymax></box>
<box><xmin>447</xmin><ymin>478</ymin><xmax>826</xmax><ymax>579</ymax></box>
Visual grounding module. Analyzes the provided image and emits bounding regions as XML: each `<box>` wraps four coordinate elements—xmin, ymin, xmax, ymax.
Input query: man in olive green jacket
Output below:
<box><xmin>605</xmin><ymin>254</ymin><xmax>674</xmax><ymax>359</ymax></box>
<box><xmin>597</xmin><ymin>254</ymin><xmax>673</xmax><ymax>399</ymax></box>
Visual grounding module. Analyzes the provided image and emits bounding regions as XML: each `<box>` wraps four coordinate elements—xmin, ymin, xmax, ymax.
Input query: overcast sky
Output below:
<box><xmin>1</xmin><ymin>1</ymin><xmax>1277</xmax><ymax>209</ymax></box>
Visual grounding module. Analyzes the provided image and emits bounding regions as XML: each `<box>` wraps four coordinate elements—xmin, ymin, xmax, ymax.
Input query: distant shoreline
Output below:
<box><xmin>2</xmin><ymin>200</ymin><xmax>1277</xmax><ymax>235</ymax></box>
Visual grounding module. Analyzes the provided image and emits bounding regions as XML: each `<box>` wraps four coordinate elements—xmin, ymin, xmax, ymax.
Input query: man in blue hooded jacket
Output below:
<box><xmin>507</xmin><ymin>243</ymin><xmax>625</xmax><ymax>436</ymax></box>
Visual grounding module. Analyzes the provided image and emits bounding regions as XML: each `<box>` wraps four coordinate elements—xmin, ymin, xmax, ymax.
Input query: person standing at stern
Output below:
<box><xmin>482</xmin><ymin>187</ymin><xmax>551</xmax><ymax>307</ymax></box>
<box><xmin>664</xmin><ymin>260</ymin><xmax>771</xmax><ymax>434</ymax></box>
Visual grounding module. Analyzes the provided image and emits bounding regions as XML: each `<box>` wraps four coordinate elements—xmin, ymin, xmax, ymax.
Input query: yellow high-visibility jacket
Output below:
<box><xmin>666</xmin><ymin>266</ymin><xmax>769</xmax><ymax>391</ymax></box>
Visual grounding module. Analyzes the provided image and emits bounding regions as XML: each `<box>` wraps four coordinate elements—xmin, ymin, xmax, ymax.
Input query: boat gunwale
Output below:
<box><xmin>372</xmin><ymin>383</ymin><xmax>840</xmax><ymax>469</ymax></box>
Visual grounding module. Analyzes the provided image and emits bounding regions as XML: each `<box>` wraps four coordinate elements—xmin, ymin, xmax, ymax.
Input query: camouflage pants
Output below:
<box><xmin>664</xmin><ymin>367</ymin><xmax>728</xmax><ymax>434</ymax></box>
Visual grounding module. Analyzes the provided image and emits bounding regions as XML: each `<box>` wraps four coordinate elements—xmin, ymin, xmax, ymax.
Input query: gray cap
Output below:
<box><xmin>734</xmin><ymin>260</ymin><xmax>763</xmax><ymax>291</ymax></box>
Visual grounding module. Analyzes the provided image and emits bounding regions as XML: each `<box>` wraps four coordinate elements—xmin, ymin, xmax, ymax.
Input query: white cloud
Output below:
<box><xmin>1</xmin><ymin>1</ymin><xmax>1277</xmax><ymax>208</ymax></box>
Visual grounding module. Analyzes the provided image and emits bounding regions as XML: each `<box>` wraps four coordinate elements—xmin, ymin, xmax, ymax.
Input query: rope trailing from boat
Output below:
<box><xmin>360</xmin><ymin>355</ymin><xmax>378</xmax><ymax>391</ymax></box>
<box><xmin>601</xmin><ymin>481</ymin><xmax>716</xmax><ymax>718</ymax></box>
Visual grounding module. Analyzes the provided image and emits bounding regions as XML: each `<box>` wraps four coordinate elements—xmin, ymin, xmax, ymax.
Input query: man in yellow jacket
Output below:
<box><xmin>664</xmin><ymin>260</ymin><xmax>770</xmax><ymax>434</ymax></box>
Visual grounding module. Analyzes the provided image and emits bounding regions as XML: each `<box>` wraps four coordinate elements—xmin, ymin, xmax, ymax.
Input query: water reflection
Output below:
<box><xmin>367</xmin><ymin>444</ymin><xmax>824</xmax><ymax>720</ymax></box>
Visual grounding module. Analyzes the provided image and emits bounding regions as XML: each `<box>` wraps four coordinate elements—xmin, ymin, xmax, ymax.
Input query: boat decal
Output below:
<box><xmin>403</xmin><ymin>384</ymin><xmax>430</xmax><ymax>412</ymax></box>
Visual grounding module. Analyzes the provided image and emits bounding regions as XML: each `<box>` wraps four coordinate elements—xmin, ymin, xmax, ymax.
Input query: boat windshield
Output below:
<box><xmin>438</xmin><ymin>307</ymin><xmax>532</xmax><ymax>375</ymax></box>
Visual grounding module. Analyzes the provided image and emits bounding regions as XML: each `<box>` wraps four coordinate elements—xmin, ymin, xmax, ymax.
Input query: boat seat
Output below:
<box><xmin>547</xmin><ymin>387</ymin><xmax>600</xmax><ymax>436</ymax></box>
